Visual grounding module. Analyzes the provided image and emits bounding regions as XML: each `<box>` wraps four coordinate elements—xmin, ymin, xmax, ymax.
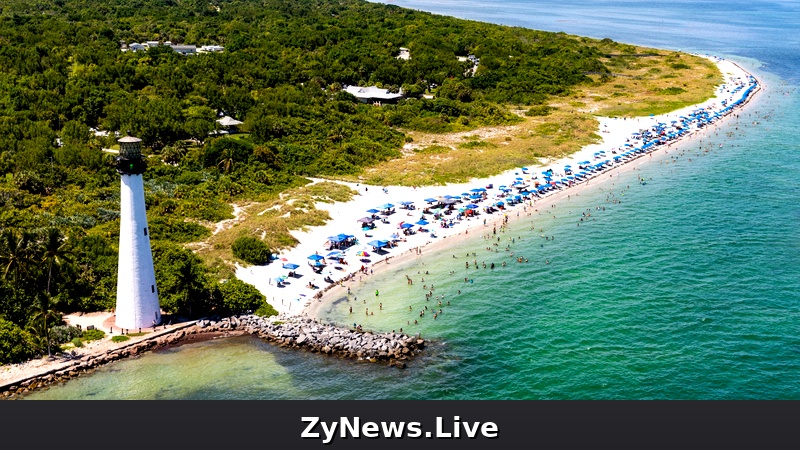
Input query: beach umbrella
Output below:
<box><xmin>466</xmin><ymin>204</ymin><xmax>479</xmax><ymax>209</ymax></box>
<box><xmin>282</xmin><ymin>263</ymin><xmax>300</xmax><ymax>270</ymax></box>
<box><xmin>390</xmin><ymin>233</ymin><xmax>400</xmax><ymax>240</ymax></box>
<box><xmin>274</xmin><ymin>276</ymin><xmax>287</xmax><ymax>282</ymax></box>
<box><xmin>366</xmin><ymin>208</ymin><xmax>380</xmax><ymax>214</ymax></box>
<box><xmin>380</xmin><ymin>203</ymin><xmax>394</xmax><ymax>210</ymax></box>
<box><xmin>399</xmin><ymin>201</ymin><xmax>413</xmax><ymax>206</ymax></box>
<box><xmin>356</xmin><ymin>250</ymin><xmax>370</xmax><ymax>257</ymax></box>
<box><xmin>416</xmin><ymin>220</ymin><xmax>429</xmax><ymax>226</ymax></box>
<box><xmin>424</xmin><ymin>198</ymin><xmax>437</xmax><ymax>204</ymax></box>
<box><xmin>308</xmin><ymin>254</ymin><xmax>324</xmax><ymax>261</ymax></box>
<box><xmin>326</xmin><ymin>251</ymin><xmax>343</xmax><ymax>259</ymax></box>
<box><xmin>357</xmin><ymin>217</ymin><xmax>374</xmax><ymax>223</ymax></box>
<box><xmin>400</xmin><ymin>223</ymin><xmax>414</xmax><ymax>229</ymax></box>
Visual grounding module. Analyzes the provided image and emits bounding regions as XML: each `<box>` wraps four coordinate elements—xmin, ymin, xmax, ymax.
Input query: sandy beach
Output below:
<box><xmin>235</xmin><ymin>56</ymin><xmax>761</xmax><ymax>320</ymax></box>
<box><xmin>0</xmin><ymin>56</ymin><xmax>761</xmax><ymax>392</ymax></box>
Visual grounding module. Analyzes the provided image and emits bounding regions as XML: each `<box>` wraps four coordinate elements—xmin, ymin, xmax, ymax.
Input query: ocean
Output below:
<box><xmin>27</xmin><ymin>0</ymin><xmax>800</xmax><ymax>400</ymax></box>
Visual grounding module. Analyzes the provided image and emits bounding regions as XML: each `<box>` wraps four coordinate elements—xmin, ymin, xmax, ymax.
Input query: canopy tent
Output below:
<box><xmin>367</xmin><ymin>240</ymin><xmax>389</xmax><ymax>248</ymax></box>
<box><xmin>217</xmin><ymin>116</ymin><xmax>243</xmax><ymax>127</ymax></box>
<box><xmin>282</xmin><ymin>263</ymin><xmax>300</xmax><ymax>270</ymax></box>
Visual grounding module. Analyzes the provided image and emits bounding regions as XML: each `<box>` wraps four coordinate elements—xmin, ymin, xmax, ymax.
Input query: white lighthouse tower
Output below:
<box><xmin>115</xmin><ymin>135</ymin><xmax>161</xmax><ymax>330</ymax></box>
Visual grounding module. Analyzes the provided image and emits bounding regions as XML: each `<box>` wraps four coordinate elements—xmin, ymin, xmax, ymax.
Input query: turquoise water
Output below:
<box><xmin>29</xmin><ymin>0</ymin><xmax>800</xmax><ymax>399</ymax></box>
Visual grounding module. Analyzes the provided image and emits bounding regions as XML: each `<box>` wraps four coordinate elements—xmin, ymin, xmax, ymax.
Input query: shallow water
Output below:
<box><xmin>28</xmin><ymin>0</ymin><xmax>800</xmax><ymax>400</ymax></box>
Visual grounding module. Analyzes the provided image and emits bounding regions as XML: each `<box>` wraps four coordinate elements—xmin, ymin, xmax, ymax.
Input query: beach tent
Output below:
<box><xmin>282</xmin><ymin>263</ymin><xmax>300</xmax><ymax>270</ymax></box>
<box><xmin>368</xmin><ymin>240</ymin><xmax>388</xmax><ymax>248</ymax></box>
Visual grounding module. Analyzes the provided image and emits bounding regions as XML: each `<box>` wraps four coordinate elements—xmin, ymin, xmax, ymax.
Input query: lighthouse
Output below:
<box><xmin>115</xmin><ymin>135</ymin><xmax>161</xmax><ymax>330</ymax></box>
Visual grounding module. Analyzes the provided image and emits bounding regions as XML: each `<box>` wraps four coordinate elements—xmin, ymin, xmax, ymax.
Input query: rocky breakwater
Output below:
<box><xmin>197</xmin><ymin>314</ymin><xmax>425</xmax><ymax>367</ymax></box>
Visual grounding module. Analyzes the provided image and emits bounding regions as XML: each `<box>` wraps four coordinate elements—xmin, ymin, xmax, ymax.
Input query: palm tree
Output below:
<box><xmin>217</xmin><ymin>147</ymin><xmax>237</xmax><ymax>173</ymax></box>
<box><xmin>30</xmin><ymin>293</ymin><xmax>60</xmax><ymax>358</ymax></box>
<box><xmin>40</xmin><ymin>227</ymin><xmax>74</xmax><ymax>297</ymax></box>
<box><xmin>0</xmin><ymin>229</ymin><xmax>34</xmax><ymax>284</ymax></box>
<box><xmin>161</xmin><ymin>145</ymin><xmax>185</xmax><ymax>165</ymax></box>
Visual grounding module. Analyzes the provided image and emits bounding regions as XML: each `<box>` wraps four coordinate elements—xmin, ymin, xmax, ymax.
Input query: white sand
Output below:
<box><xmin>236</xmin><ymin>56</ymin><xmax>759</xmax><ymax>317</ymax></box>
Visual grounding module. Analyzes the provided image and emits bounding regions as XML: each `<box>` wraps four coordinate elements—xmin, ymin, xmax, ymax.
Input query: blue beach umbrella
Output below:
<box><xmin>416</xmin><ymin>220</ymin><xmax>429</xmax><ymax>226</ymax></box>
<box><xmin>366</xmin><ymin>208</ymin><xmax>379</xmax><ymax>214</ymax></box>
<box><xmin>308</xmin><ymin>254</ymin><xmax>325</xmax><ymax>261</ymax></box>
<box><xmin>400</xmin><ymin>223</ymin><xmax>414</xmax><ymax>229</ymax></box>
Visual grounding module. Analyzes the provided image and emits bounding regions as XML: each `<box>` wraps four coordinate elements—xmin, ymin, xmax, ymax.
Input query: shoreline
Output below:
<box><xmin>237</xmin><ymin>55</ymin><xmax>762</xmax><ymax>323</ymax></box>
<box><xmin>0</xmin><ymin>56</ymin><xmax>762</xmax><ymax>397</ymax></box>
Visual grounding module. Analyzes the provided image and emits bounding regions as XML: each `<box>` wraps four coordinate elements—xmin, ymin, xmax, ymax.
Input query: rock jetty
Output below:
<box><xmin>1</xmin><ymin>314</ymin><xmax>425</xmax><ymax>399</ymax></box>
<box><xmin>198</xmin><ymin>314</ymin><xmax>425</xmax><ymax>366</ymax></box>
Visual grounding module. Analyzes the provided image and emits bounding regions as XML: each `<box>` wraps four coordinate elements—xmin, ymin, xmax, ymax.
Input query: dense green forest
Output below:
<box><xmin>0</xmin><ymin>0</ymin><xmax>615</xmax><ymax>363</ymax></box>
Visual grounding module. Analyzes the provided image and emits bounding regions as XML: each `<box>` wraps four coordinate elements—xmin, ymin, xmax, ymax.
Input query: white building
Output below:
<box><xmin>199</xmin><ymin>45</ymin><xmax>225</xmax><ymax>53</ymax></box>
<box><xmin>343</xmin><ymin>85</ymin><xmax>404</xmax><ymax>103</ymax></box>
<box><xmin>170</xmin><ymin>44</ymin><xmax>197</xmax><ymax>55</ymax></box>
<box><xmin>114</xmin><ymin>136</ymin><xmax>161</xmax><ymax>330</ymax></box>
<box><xmin>397</xmin><ymin>47</ymin><xmax>410</xmax><ymax>60</ymax></box>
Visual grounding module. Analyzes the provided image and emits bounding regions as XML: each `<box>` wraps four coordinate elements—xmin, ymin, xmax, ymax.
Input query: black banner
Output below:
<box><xmin>0</xmin><ymin>401</ymin><xmax>796</xmax><ymax>448</ymax></box>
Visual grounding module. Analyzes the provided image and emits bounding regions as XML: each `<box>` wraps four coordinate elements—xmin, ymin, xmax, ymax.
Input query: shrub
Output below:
<box><xmin>219</xmin><ymin>278</ymin><xmax>267</xmax><ymax>314</ymax></box>
<box><xmin>71</xmin><ymin>337</ymin><xmax>83</xmax><ymax>348</ymax></box>
<box><xmin>81</xmin><ymin>329</ymin><xmax>106</xmax><ymax>342</ymax></box>
<box><xmin>526</xmin><ymin>106</ymin><xmax>554</xmax><ymax>117</ymax></box>
<box><xmin>658</xmin><ymin>87</ymin><xmax>686</xmax><ymax>95</ymax></box>
<box><xmin>111</xmin><ymin>335</ymin><xmax>130</xmax><ymax>343</ymax></box>
<box><xmin>255</xmin><ymin>302</ymin><xmax>279</xmax><ymax>318</ymax></box>
<box><xmin>0</xmin><ymin>319</ymin><xmax>38</xmax><ymax>364</ymax></box>
<box><xmin>231</xmin><ymin>236</ymin><xmax>271</xmax><ymax>265</ymax></box>
<box><xmin>50</xmin><ymin>325</ymin><xmax>83</xmax><ymax>345</ymax></box>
